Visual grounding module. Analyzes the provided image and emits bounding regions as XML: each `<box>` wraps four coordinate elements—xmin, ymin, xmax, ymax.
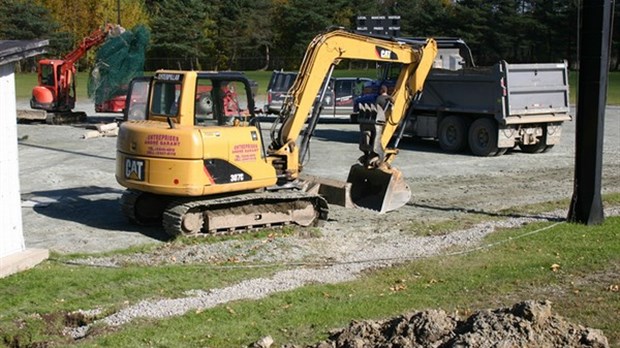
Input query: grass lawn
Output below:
<box><xmin>14</xmin><ymin>69</ymin><xmax>378</xmax><ymax>103</ymax></box>
<box><xmin>15</xmin><ymin>69</ymin><xmax>620</xmax><ymax>105</ymax></box>
<box><xmin>1</xmin><ymin>195</ymin><xmax>619</xmax><ymax>347</ymax></box>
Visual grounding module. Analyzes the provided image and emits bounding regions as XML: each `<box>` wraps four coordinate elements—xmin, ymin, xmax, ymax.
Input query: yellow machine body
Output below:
<box><xmin>117</xmin><ymin>121</ymin><xmax>277</xmax><ymax>196</ymax></box>
<box><xmin>115</xmin><ymin>29</ymin><xmax>438</xmax><ymax>236</ymax></box>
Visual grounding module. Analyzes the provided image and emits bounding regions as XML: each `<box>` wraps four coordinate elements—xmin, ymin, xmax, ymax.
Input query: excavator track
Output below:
<box><xmin>120</xmin><ymin>189</ymin><xmax>172</xmax><ymax>226</ymax></box>
<box><xmin>46</xmin><ymin>111</ymin><xmax>87</xmax><ymax>125</ymax></box>
<box><xmin>162</xmin><ymin>191</ymin><xmax>328</xmax><ymax>237</ymax></box>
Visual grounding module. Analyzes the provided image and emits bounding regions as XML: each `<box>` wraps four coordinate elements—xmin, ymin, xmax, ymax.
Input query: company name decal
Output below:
<box><xmin>232</xmin><ymin>143</ymin><xmax>258</xmax><ymax>162</ymax></box>
<box><xmin>145</xmin><ymin>134</ymin><xmax>180</xmax><ymax>156</ymax></box>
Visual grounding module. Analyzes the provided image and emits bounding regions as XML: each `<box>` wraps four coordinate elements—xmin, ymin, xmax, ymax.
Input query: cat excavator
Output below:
<box><xmin>115</xmin><ymin>28</ymin><xmax>437</xmax><ymax>237</ymax></box>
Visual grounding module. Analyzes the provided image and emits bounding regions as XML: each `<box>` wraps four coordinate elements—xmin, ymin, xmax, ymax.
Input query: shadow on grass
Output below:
<box><xmin>22</xmin><ymin>185</ymin><xmax>170</xmax><ymax>242</ymax></box>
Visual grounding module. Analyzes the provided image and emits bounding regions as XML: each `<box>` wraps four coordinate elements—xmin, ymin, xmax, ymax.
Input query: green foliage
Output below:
<box><xmin>10</xmin><ymin>1</ymin><xmax>619</xmax><ymax>72</ymax></box>
<box><xmin>0</xmin><ymin>0</ymin><xmax>73</xmax><ymax>70</ymax></box>
<box><xmin>445</xmin><ymin>0</ymin><xmax>579</xmax><ymax>66</ymax></box>
<box><xmin>270</xmin><ymin>0</ymin><xmax>379</xmax><ymax>70</ymax></box>
<box><xmin>399</xmin><ymin>0</ymin><xmax>456</xmax><ymax>38</ymax></box>
<box><xmin>88</xmin><ymin>25</ymin><xmax>150</xmax><ymax>103</ymax></box>
<box><xmin>208</xmin><ymin>0</ymin><xmax>276</xmax><ymax>70</ymax></box>
<box><xmin>147</xmin><ymin>0</ymin><xmax>215</xmax><ymax>70</ymax></box>
<box><xmin>0</xmin><ymin>0</ymin><xmax>57</xmax><ymax>40</ymax></box>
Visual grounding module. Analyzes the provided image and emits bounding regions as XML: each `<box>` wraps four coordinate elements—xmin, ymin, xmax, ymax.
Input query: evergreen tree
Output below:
<box><xmin>399</xmin><ymin>0</ymin><xmax>456</xmax><ymax>38</ymax></box>
<box><xmin>147</xmin><ymin>0</ymin><xmax>215</xmax><ymax>70</ymax></box>
<box><xmin>271</xmin><ymin>0</ymin><xmax>373</xmax><ymax>69</ymax></box>
<box><xmin>0</xmin><ymin>0</ymin><xmax>72</xmax><ymax>70</ymax></box>
<box><xmin>0</xmin><ymin>0</ymin><xmax>57</xmax><ymax>40</ymax></box>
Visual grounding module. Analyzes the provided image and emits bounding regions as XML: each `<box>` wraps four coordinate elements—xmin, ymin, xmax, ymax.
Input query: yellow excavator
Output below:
<box><xmin>115</xmin><ymin>28</ymin><xmax>437</xmax><ymax>236</ymax></box>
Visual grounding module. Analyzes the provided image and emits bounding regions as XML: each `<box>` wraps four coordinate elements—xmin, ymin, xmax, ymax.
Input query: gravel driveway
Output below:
<box><xmin>16</xmin><ymin>103</ymin><xmax>620</xmax><ymax>254</ymax></box>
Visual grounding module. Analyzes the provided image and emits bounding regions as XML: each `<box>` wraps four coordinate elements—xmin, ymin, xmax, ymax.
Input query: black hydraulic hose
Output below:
<box><xmin>299</xmin><ymin>65</ymin><xmax>336</xmax><ymax>165</ymax></box>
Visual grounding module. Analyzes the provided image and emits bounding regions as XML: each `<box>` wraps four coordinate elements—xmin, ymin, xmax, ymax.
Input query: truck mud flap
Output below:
<box><xmin>346</xmin><ymin>164</ymin><xmax>411</xmax><ymax>213</ymax></box>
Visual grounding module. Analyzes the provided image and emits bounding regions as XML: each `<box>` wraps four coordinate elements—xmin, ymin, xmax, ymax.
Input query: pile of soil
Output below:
<box><xmin>282</xmin><ymin>301</ymin><xmax>609</xmax><ymax>348</ymax></box>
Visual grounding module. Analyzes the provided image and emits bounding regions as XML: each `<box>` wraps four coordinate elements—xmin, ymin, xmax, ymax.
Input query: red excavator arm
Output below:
<box><xmin>62</xmin><ymin>23</ymin><xmax>116</xmax><ymax>65</ymax></box>
<box><xmin>31</xmin><ymin>23</ymin><xmax>120</xmax><ymax>112</ymax></box>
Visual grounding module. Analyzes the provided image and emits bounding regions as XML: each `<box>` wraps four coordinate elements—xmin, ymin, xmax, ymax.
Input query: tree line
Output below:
<box><xmin>1</xmin><ymin>0</ymin><xmax>617</xmax><ymax>72</ymax></box>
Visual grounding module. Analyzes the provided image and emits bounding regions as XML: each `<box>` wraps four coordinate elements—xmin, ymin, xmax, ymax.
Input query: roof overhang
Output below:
<box><xmin>0</xmin><ymin>40</ymin><xmax>49</xmax><ymax>66</ymax></box>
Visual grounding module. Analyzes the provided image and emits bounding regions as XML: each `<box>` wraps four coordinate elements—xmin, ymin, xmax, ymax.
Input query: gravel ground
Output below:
<box><xmin>14</xmin><ymin>101</ymin><xmax>620</xmax><ymax>340</ymax></box>
<box><xmin>16</xmin><ymin>103</ymin><xmax>620</xmax><ymax>254</ymax></box>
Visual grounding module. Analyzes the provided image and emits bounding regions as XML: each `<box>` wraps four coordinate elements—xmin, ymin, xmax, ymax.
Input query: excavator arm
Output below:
<box><xmin>269</xmin><ymin>29</ymin><xmax>437</xmax><ymax>172</ymax></box>
<box><xmin>62</xmin><ymin>23</ymin><xmax>119</xmax><ymax>64</ymax></box>
<box><xmin>58</xmin><ymin>24</ymin><xmax>120</xmax><ymax>91</ymax></box>
<box><xmin>271</xmin><ymin>29</ymin><xmax>437</xmax><ymax>147</ymax></box>
<box><xmin>267</xmin><ymin>29</ymin><xmax>437</xmax><ymax>213</ymax></box>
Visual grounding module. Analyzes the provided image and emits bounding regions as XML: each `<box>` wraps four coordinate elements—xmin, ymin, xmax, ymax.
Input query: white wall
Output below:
<box><xmin>0</xmin><ymin>62</ymin><xmax>25</xmax><ymax>258</ymax></box>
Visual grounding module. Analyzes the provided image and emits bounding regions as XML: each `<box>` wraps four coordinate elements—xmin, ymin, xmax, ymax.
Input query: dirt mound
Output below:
<box><xmin>282</xmin><ymin>301</ymin><xmax>609</xmax><ymax>348</ymax></box>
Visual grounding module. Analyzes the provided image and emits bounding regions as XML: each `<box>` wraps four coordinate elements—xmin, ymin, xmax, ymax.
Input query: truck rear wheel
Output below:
<box><xmin>438</xmin><ymin>116</ymin><xmax>468</xmax><ymax>152</ymax></box>
<box><xmin>468</xmin><ymin>118</ymin><xmax>499</xmax><ymax>156</ymax></box>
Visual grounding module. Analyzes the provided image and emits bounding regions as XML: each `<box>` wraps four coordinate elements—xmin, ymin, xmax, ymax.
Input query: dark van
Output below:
<box><xmin>264</xmin><ymin>70</ymin><xmax>370</xmax><ymax>119</ymax></box>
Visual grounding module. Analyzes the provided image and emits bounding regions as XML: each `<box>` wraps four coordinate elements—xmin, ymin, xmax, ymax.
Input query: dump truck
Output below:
<box><xmin>353</xmin><ymin>38</ymin><xmax>571</xmax><ymax>156</ymax></box>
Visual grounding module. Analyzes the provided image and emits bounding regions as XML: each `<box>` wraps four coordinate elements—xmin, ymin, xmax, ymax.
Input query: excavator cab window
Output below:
<box><xmin>375</xmin><ymin>62</ymin><xmax>403</xmax><ymax>94</ymax></box>
<box><xmin>195</xmin><ymin>77</ymin><xmax>252</xmax><ymax>127</ymax></box>
<box><xmin>123</xmin><ymin>76</ymin><xmax>151</xmax><ymax>121</ymax></box>
<box><xmin>220</xmin><ymin>80</ymin><xmax>250</xmax><ymax>123</ymax></box>
<box><xmin>41</xmin><ymin>64</ymin><xmax>55</xmax><ymax>86</ymax></box>
<box><xmin>152</xmin><ymin>79</ymin><xmax>181</xmax><ymax>117</ymax></box>
<box><xmin>195</xmin><ymin>78</ymin><xmax>216</xmax><ymax>125</ymax></box>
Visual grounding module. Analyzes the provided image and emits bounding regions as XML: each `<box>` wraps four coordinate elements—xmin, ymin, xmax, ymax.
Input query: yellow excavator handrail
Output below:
<box><xmin>271</xmin><ymin>29</ymin><xmax>437</xmax><ymax>156</ymax></box>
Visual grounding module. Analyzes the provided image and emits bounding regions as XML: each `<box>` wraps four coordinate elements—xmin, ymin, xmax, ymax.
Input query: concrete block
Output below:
<box><xmin>299</xmin><ymin>174</ymin><xmax>354</xmax><ymax>208</ymax></box>
<box><xmin>0</xmin><ymin>248</ymin><xmax>49</xmax><ymax>278</ymax></box>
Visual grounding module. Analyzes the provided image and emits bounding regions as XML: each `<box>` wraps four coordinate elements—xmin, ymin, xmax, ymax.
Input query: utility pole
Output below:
<box><xmin>567</xmin><ymin>0</ymin><xmax>614</xmax><ymax>224</ymax></box>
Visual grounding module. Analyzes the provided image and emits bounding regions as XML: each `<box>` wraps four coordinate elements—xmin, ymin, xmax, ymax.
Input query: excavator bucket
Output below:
<box><xmin>346</xmin><ymin>164</ymin><xmax>411</xmax><ymax>213</ymax></box>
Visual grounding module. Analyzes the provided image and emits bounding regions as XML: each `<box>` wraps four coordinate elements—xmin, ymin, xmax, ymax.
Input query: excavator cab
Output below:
<box><xmin>123</xmin><ymin>72</ymin><xmax>254</xmax><ymax>126</ymax></box>
<box><xmin>31</xmin><ymin>60</ymin><xmax>76</xmax><ymax>112</ymax></box>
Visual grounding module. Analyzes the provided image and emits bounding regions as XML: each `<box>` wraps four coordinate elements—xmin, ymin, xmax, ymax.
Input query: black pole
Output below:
<box><xmin>567</xmin><ymin>0</ymin><xmax>614</xmax><ymax>224</ymax></box>
<box><xmin>117</xmin><ymin>0</ymin><xmax>121</xmax><ymax>26</ymax></box>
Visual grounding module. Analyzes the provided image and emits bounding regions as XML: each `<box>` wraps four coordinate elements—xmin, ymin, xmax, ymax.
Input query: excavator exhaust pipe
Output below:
<box><xmin>346</xmin><ymin>164</ymin><xmax>411</xmax><ymax>213</ymax></box>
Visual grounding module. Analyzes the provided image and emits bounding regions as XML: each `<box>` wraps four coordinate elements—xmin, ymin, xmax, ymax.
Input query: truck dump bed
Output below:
<box><xmin>412</xmin><ymin>61</ymin><xmax>571</xmax><ymax>125</ymax></box>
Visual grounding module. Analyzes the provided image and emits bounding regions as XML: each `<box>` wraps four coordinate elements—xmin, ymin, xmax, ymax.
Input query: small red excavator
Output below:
<box><xmin>30</xmin><ymin>23</ymin><xmax>121</xmax><ymax>123</ymax></box>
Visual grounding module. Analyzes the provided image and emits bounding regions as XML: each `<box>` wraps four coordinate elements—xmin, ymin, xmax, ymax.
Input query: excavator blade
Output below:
<box><xmin>346</xmin><ymin>164</ymin><xmax>411</xmax><ymax>213</ymax></box>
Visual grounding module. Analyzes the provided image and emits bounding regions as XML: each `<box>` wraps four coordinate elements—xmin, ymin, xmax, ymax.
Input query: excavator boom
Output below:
<box><xmin>269</xmin><ymin>29</ymin><xmax>437</xmax><ymax>212</ymax></box>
